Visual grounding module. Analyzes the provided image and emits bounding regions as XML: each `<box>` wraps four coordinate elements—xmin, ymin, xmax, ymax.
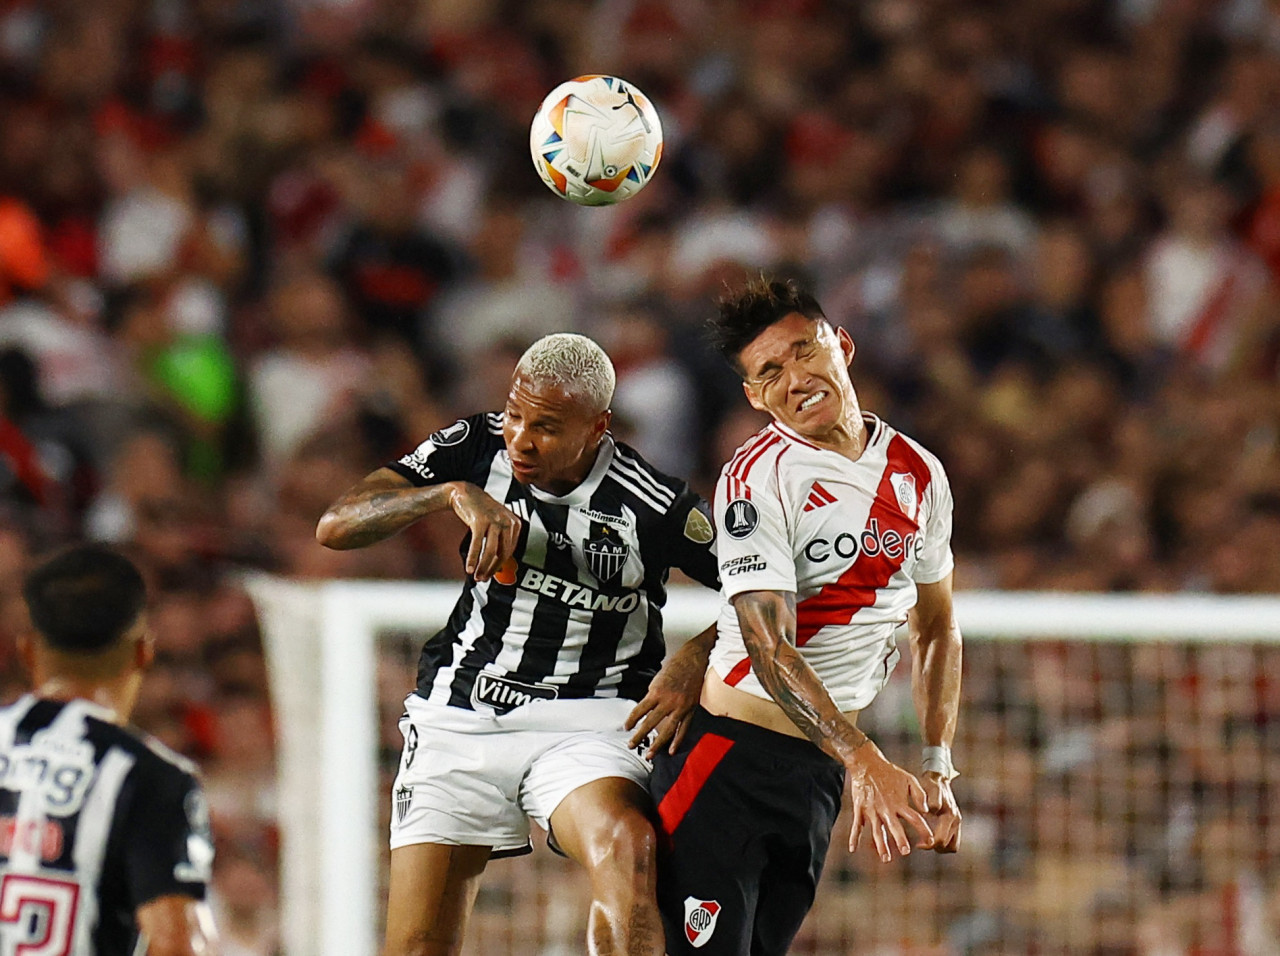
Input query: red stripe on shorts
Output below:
<box><xmin>656</xmin><ymin>733</ymin><xmax>735</xmax><ymax>836</ymax></box>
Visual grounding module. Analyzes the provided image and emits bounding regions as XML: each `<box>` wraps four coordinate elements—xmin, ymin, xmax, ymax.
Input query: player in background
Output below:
<box><xmin>1</xmin><ymin>544</ymin><xmax>219</xmax><ymax>956</ymax></box>
<box><xmin>317</xmin><ymin>333</ymin><xmax>719</xmax><ymax>956</ymax></box>
<box><xmin>650</xmin><ymin>278</ymin><xmax>963</xmax><ymax>955</ymax></box>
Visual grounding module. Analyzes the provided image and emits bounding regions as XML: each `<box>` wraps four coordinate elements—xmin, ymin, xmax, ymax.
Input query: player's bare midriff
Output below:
<box><xmin>700</xmin><ymin>667</ymin><xmax>861</xmax><ymax>740</ymax></box>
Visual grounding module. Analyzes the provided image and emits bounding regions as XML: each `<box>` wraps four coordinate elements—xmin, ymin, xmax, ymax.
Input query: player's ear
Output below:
<box><xmin>742</xmin><ymin>380</ymin><xmax>766</xmax><ymax>412</ymax></box>
<box><xmin>837</xmin><ymin>326</ymin><xmax>855</xmax><ymax>367</ymax></box>
<box><xmin>594</xmin><ymin>409</ymin><xmax>612</xmax><ymax>440</ymax></box>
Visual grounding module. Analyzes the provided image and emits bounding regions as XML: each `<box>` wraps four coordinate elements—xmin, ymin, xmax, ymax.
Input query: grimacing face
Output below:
<box><xmin>502</xmin><ymin>373</ymin><xmax>610</xmax><ymax>495</ymax></box>
<box><xmin>738</xmin><ymin>313</ymin><xmax>856</xmax><ymax>441</ymax></box>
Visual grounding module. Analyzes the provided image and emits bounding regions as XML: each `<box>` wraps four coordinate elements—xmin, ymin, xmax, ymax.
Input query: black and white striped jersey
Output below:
<box><xmin>388</xmin><ymin>413</ymin><xmax>720</xmax><ymax>712</ymax></box>
<box><xmin>0</xmin><ymin>695</ymin><xmax>211</xmax><ymax>956</ymax></box>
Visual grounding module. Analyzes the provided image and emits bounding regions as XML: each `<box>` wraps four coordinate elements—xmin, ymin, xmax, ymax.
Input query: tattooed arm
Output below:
<box><xmin>731</xmin><ymin>589</ymin><xmax>934</xmax><ymax>862</ymax></box>
<box><xmin>316</xmin><ymin>468</ymin><xmax>522</xmax><ymax>580</ymax></box>
<box><xmin>316</xmin><ymin>469</ymin><xmax>456</xmax><ymax>549</ymax></box>
<box><xmin>732</xmin><ymin>590</ymin><xmax>869</xmax><ymax>762</ymax></box>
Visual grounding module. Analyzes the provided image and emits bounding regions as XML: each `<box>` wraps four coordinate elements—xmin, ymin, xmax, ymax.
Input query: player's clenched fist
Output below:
<box><xmin>449</xmin><ymin>483</ymin><xmax>522</xmax><ymax>582</ymax></box>
<box><xmin>920</xmin><ymin>773</ymin><xmax>962</xmax><ymax>853</ymax></box>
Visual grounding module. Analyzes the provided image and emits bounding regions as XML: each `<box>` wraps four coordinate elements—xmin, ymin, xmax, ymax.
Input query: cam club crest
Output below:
<box><xmin>395</xmin><ymin>786</ymin><xmax>413</xmax><ymax>823</ymax></box>
<box><xmin>889</xmin><ymin>472</ymin><xmax>918</xmax><ymax>521</ymax></box>
<box><xmin>683</xmin><ymin>896</ymin><xmax>721</xmax><ymax>948</ymax></box>
<box><xmin>583</xmin><ymin>520</ymin><xmax>630</xmax><ymax>583</ymax></box>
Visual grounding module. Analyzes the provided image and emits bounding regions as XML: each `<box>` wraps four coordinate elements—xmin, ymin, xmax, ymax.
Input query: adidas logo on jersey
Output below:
<box><xmin>803</xmin><ymin>481</ymin><xmax>837</xmax><ymax>512</ymax></box>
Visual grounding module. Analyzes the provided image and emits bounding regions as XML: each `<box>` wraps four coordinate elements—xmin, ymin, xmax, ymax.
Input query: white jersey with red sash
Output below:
<box><xmin>709</xmin><ymin>414</ymin><xmax>954</xmax><ymax>711</ymax></box>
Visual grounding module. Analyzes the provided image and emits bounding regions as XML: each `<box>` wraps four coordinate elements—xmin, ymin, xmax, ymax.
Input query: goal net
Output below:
<box><xmin>244</xmin><ymin>578</ymin><xmax>1280</xmax><ymax>956</ymax></box>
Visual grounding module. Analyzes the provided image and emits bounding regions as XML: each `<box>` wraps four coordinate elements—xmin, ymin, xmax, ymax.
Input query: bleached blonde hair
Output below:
<box><xmin>515</xmin><ymin>333</ymin><xmax>616</xmax><ymax>413</ymax></box>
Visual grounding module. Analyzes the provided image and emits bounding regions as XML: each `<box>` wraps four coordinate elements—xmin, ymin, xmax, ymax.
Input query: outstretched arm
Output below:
<box><xmin>732</xmin><ymin>589</ymin><xmax>933</xmax><ymax>862</ymax></box>
<box><xmin>909</xmin><ymin>573</ymin><xmax>963</xmax><ymax>852</ymax></box>
<box><xmin>316</xmin><ymin>468</ymin><xmax>459</xmax><ymax>550</ymax></box>
<box><xmin>316</xmin><ymin>468</ymin><xmax>522</xmax><ymax>580</ymax></box>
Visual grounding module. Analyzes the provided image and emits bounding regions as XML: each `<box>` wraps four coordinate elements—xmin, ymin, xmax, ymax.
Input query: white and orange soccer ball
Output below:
<box><xmin>529</xmin><ymin>75</ymin><xmax>664</xmax><ymax>206</ymax></box>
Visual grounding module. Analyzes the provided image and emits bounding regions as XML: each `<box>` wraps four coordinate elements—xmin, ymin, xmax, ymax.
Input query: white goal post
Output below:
<box><xmin>242</xmin><ymin>577</ymin><xmax>1280</xmax><ymax>956</ymax></box>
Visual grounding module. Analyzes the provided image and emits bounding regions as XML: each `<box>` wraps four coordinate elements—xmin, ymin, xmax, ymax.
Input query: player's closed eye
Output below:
<box><xmin>754</xmin><ymin>340</ymin><xmax>819</xmax><ymax>387</ymax></box>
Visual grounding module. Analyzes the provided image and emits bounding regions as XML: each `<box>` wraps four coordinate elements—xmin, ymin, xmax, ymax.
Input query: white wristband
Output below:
<box><xmin>922</xmin><ymin>745</ymin><xmax>958</xmax><ymax>781</ymax></box>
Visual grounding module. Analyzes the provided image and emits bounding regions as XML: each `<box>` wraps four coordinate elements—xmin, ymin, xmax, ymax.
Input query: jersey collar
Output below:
<box><xmin>522</xmin><ymin>433</ymin><xmax>617</xmax><ymax>507</ymax></box>
<box><xmin>768</xmin><ymin>413</ymin><xmax>882</xmax><ymax>451</ymax></box>
<box><xmin>31</xmin><ymin>693</ymin><xmax>122</xmax><ymax>725</ymax></box>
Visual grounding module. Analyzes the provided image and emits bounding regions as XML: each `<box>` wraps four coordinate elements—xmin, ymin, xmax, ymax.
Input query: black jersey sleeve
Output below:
<box><xmin>120</xmin><ymin>760</ymin><xmax>211</xmax><ymax>906</ymax></box>
<box><xmin>663</xmin><ymin>487</ymin><xmax>721</xmax><ymax>590</ymax></box>
<box><xmin>385</xmin><ymin>413</ymin><xmax>496</xmax><ymax>487</ymax></box>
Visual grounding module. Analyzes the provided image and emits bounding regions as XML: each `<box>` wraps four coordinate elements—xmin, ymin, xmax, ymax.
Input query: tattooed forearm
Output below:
<box><xmin>733</xmin><ymin>591</ymin><xmax>870</xmax><ymax>765</ymax></box>
<box><xmin>316</xmin><ymin>472</ymin><xmax>458</xmax><ymax>550</ymax></box>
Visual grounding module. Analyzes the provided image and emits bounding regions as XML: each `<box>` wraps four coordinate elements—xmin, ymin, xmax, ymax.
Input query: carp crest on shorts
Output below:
<box><xmin>683</xmin><ymin>896</ymin><xmax>721</xmax><ymax>948</ymax></box>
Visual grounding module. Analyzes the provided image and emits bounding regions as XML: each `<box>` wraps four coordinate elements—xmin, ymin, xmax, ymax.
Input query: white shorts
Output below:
<box><xmin>389</xmin><ymin>694</ymin><xmax>652</xmax><ymax>856</ymax></box>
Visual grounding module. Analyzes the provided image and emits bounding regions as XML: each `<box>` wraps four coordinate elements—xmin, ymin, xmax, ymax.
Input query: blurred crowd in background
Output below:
<box><xmin>0</xmin><ymin>0</ymin><xmax>1279</xmax><ymax>952</ymax></box>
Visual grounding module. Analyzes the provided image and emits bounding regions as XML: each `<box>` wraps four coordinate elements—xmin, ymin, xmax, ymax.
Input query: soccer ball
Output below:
<box><xmin>530</xmin><ymin>75</ymin><xmax>664</xmax><ymax>206</ymax></box>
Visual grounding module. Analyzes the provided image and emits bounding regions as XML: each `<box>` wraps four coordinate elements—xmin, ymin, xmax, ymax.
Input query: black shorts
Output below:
<box><xmin>650</xmin><ymin>706</ymin><xmax>845</xmax><ymax>955</ymax></box>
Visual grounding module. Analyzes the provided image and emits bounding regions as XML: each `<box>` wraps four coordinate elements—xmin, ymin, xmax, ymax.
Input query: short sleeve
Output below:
<box><xmin>122</xmin><ymin>764</ymin><xmax>211</xmax><ymax>906</ymax></box>
<box><xmin>663</xmin><ymin>489</ymin><xmax>720</xmax><ymax>590</ymax></box>
<box><xmin>386</xmin><ymin>414</ymin><xmax>491</xmax><ymax>487</ymax></box>
<box><xmin>912</xmin><ymin>462</ymin><xmax>955</xmax><ymax>584</ymax></box>
<box><xmin>715</xmin><ymin>468</ymin><xmax>796</xmax><ymax>598</ymax></box>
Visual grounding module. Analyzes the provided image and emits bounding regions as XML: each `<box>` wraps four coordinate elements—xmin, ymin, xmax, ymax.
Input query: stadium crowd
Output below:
<box><xmin>0</xmin><ymin>0</ymin><xmax>1279</xmax><ymax>952</ymax></box>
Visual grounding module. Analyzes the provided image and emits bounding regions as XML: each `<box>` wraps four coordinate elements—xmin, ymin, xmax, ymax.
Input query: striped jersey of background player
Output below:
<box><xmin>650</xmin><ymin>278</ymin><xmax>964</xmax><ymax>955</ymax></box>
<box><xmin>316</xmin><ymin>333</ymin><xmax>720</xmax><ymax>956</ymax></box>
<box><xmin>1</xmin><ymin>545</ymin><xmax>218</xmax><ymax>956</ymax></box>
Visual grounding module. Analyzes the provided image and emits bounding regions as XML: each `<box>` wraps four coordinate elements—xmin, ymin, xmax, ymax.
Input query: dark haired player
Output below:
<box><xmin>318</xmin><ymin>332</ymin><xmax>719</xmax><ymax>956</ymax></box>
<box><xmin>1</xmin><ymin>545</ymin><xmax>218</xmax><ymax>956</ymax></box>
<box><xmin>650</xmin><ymin>278</ymin><xmax>963</xmax><ymax>954</ymax></box>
